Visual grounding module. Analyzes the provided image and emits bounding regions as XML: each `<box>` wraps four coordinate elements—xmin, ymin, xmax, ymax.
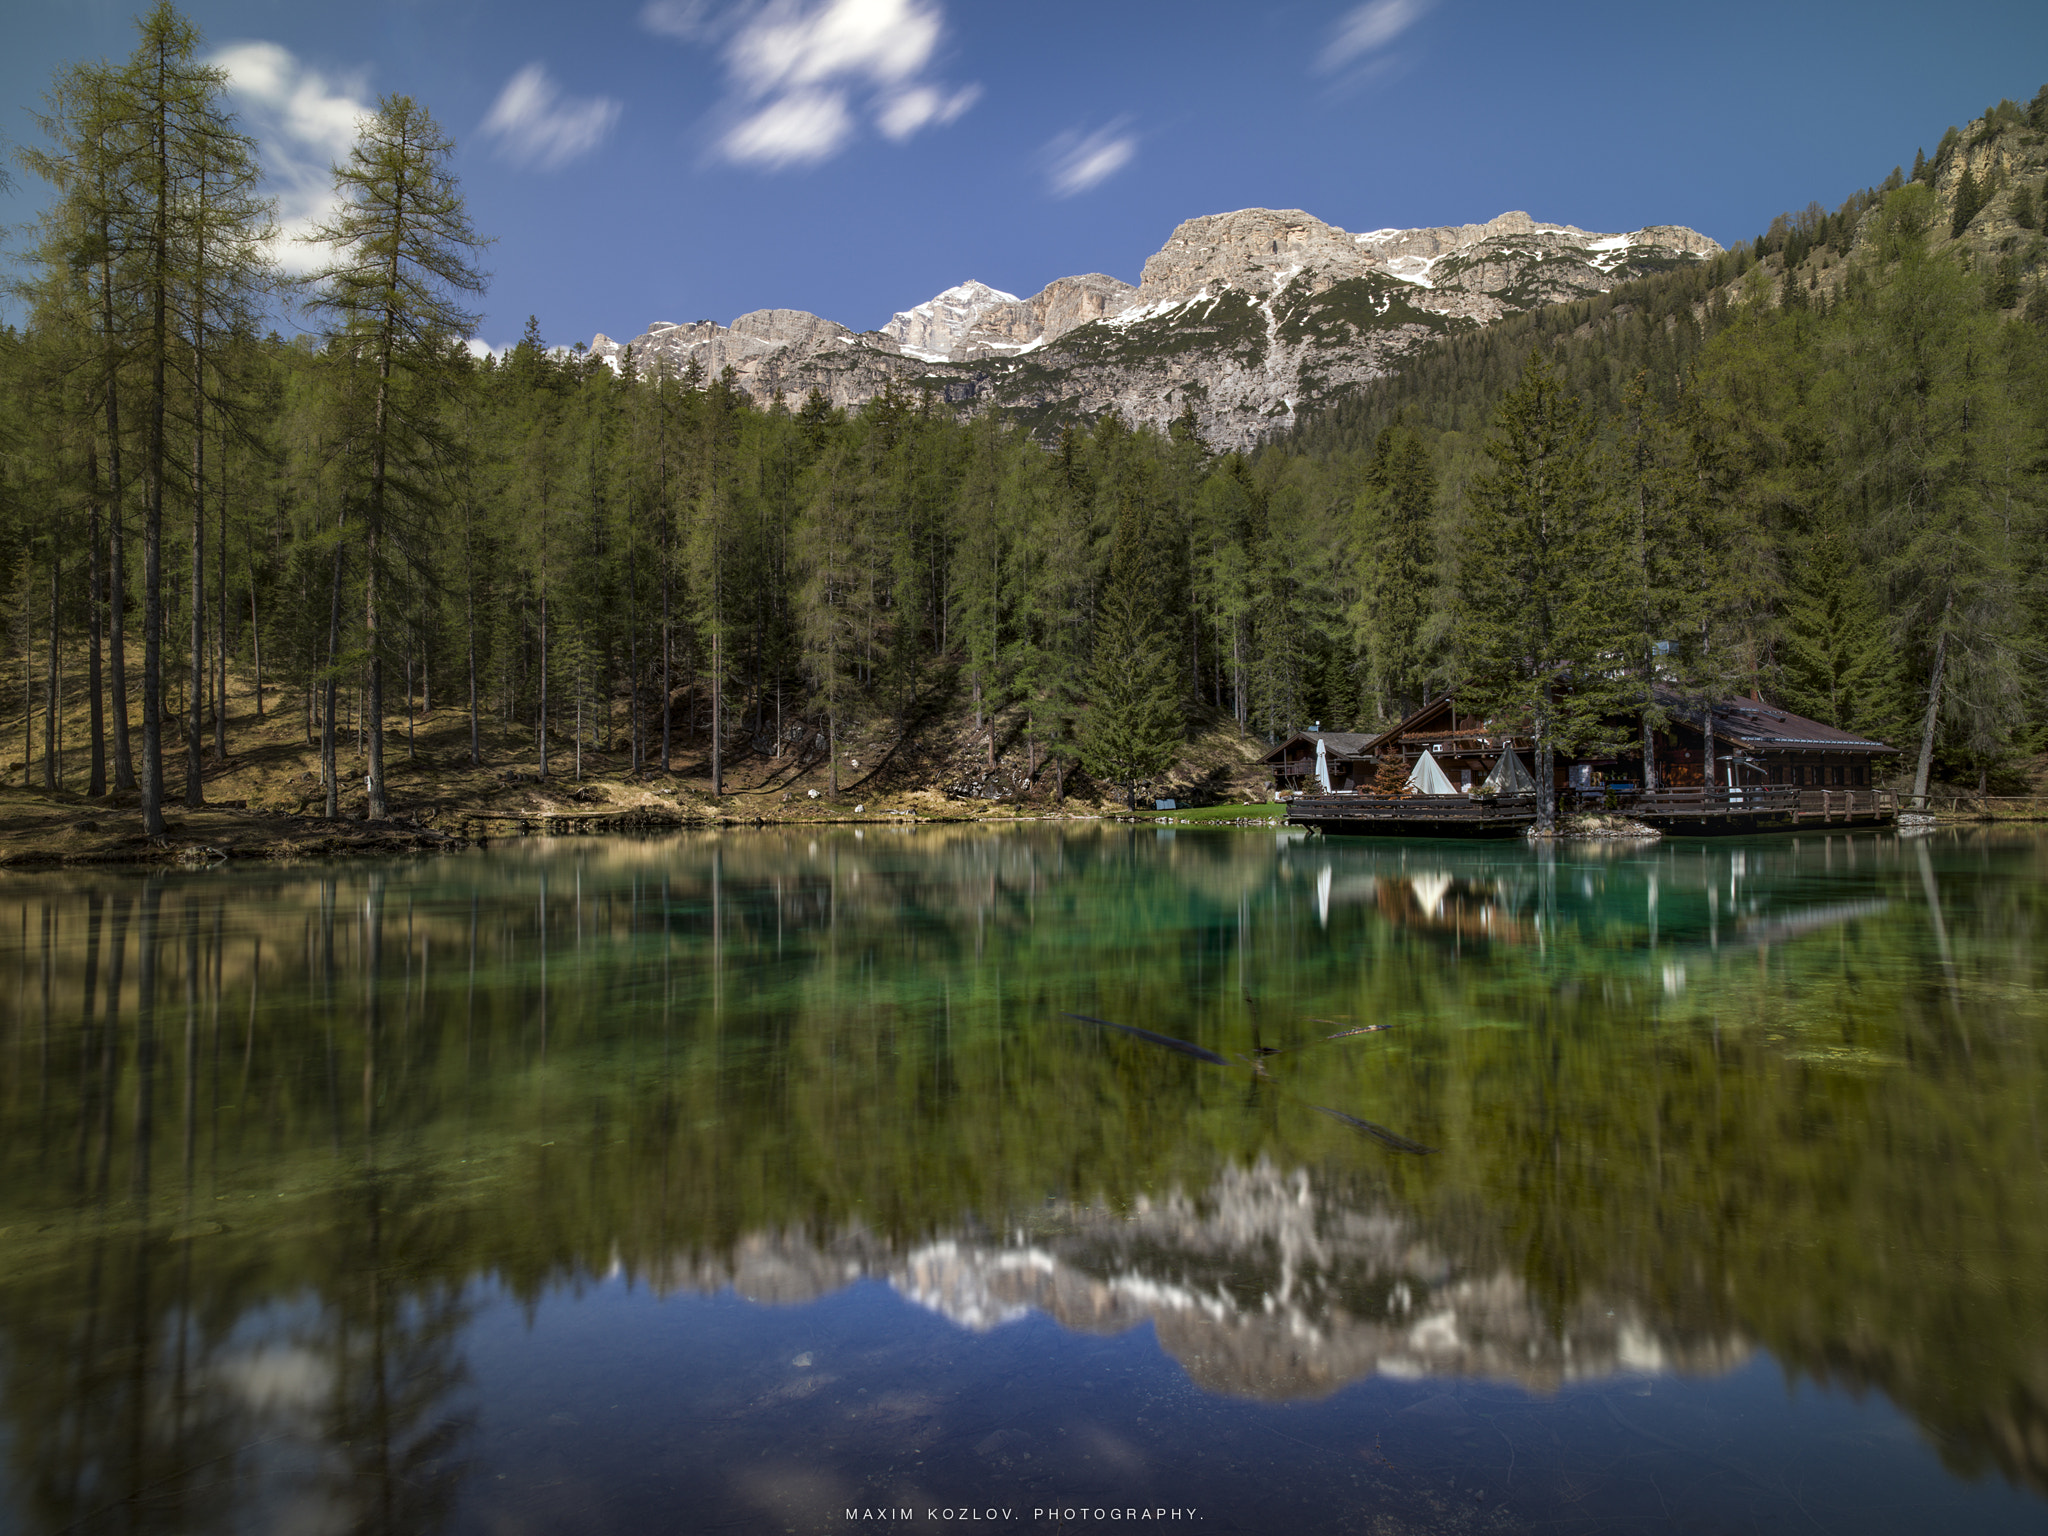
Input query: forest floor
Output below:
<box><xmin>0</xmin><ymin>659</ymin><xmax>1278</xmax><ymax>866</ymax></box>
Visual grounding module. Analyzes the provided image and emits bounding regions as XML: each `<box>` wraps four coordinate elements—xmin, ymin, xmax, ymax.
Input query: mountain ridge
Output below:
<box><xmin>588</xmin><ymin>206</ymin><xmax>1722</xmax><ymax>449</ymax></box>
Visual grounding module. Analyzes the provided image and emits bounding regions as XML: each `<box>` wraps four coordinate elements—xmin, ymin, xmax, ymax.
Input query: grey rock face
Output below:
<box><xmin>590</xmin><ymin>206</ymin><xmax>1720</xmax><ymax>448</ymax></box>
<box><xmin>881</xmin><ymin>280</ymin><xmax>1019</xmax><ymax>358</ymax></box>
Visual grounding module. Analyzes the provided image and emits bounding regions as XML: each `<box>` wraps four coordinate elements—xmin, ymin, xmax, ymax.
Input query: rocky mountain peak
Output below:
<box><xmin>882</xmin><ymin>280</ymin><xmax>1021</xmax><ymax>358</ymax></box>
<box><xmin>589</xmin><ymin>203</ymin><xmax>1721</xmax><ymax>449</ymax></box>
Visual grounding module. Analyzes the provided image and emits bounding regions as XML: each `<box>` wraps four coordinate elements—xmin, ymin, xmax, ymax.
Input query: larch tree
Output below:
<box><xmin>116</xmin><ymin>2</ymin><xmax>269</xmax><ymax>833</ymax></box>
<box><xmin>305</xmin><ymin>94</ymin><xmax>486</xmax><ymax>819</ymax></box>
<box><xmin>1833</xmin><ymin>185</ymin><xmax>2038</xmax><ymax>804</ymax></box>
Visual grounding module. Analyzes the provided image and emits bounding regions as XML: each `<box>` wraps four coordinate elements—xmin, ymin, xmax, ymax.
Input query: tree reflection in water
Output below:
<box><xmin>0</xmin><ymin>826</ymin><xmax>2043</xmax><ymax>1532</ymax></box>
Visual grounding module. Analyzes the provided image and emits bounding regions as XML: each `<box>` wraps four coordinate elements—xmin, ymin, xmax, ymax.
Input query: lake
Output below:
<box><xmin>1</xmin><ymin>824</ymin><xmax>2044</xmax><ymax>1535</ymax></box>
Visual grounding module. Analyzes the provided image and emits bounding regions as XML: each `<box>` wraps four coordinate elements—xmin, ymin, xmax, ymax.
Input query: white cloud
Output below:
<box><xmin>722</xmin><ymin>89</ymin><xmax>854</xmax><ymax>167</ymax></box>
<box><xmin>1044</xmin><ymin>120</ymin><xmax>1136</xmax><ymax>198</ymax></box>
<box><xmin>648</xmin><ymin>0</ymin><xmax>979</xmax><ymax>168</ymax></box>
<box><xmin>639</xmin><ymin>0</ymin><xmax>726</xmax><ymax>38</ymax></box>
<box><xmin>726</xmin><ymin>0</ymin><xmax>940</xmax><ymax>96</ymax></box>
<box><xmin>1319</xmin><ymin>0</ymin><xmax>1432</xmax><ymax>74</ymax></box>
<box><xmin>876</xmin><ymin>82</ymin><xmax>979</xmax><ymax>142</ymax></box>
<box><xmin>480</xmin><ymin>64</ymin><xmax>622</xmax><ymax>171</ymax></box>
<box><xmin>214</xmin><ymin>40</ymin><xmax>373</xmax><ymax>274</ymax></box>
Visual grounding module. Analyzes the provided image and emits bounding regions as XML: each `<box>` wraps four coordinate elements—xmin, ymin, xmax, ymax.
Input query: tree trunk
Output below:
<box><xmin>248</xmin><ymin>568</ymin><xmax>262</xmax><ymax>719</ymax></box>
<box><xmin>537</xmin><ymin>589</ymin><xmax>548</xmax><ymax>780</ymax></box>
<box><xmin>214</xmin><ymin>411</ymin><xmax>228</xmax><ymax>764</ymax></box>
<box><xmin>628</xmin><ymin>530</ymin><xmax>641</xmax><ymax>772</ymax></box>
<box><xmin>465</xmin><ymin>575</ymin><xmax>479</xmax><ymax>766</ymax></box>
<box><xmin>660</xmin><ymin>563</ymin><xmax>672</xmax><ymax>772</ymax></box>
<box><xmin>711</xmin><ymin>628</ymin><xmax>722</xmax><ymax>794</ymax></box>
<box><xmin>45</xmin><ymin>548</ymin><xmax>61</xmax><ymax>791</ymax></box>
<box><xmin>96</xmin><ymin>174</ymin><xmax>136</xmax><ymax>796</ymax></box>
<box><xmin>86</xmin><ymin>449</ymin><xmax>107</xmax><ymax>797</ymax></box>
<box><xmin>1640</xmin><ymin>696</ymin><xmax>1660</xmax><ymax>791</ymax></box>
<box><xmin>186</xmin><ymin>343</ymin><xmax>206</xmax><ymax>809</ymax></box>
<box><xmin>364</xmin><ymin>522</ymin><xmax>385</xmax><ymax>818</ymax></box>
<box><xmin>1912</xmin><ymin>613</ymin><xmax>1950</xmax><ymax>808</ymax></box>
<box><xmin>322</xmin><ymin>523</ymin><xmax>345</xmax><ymax>819</ymax></box>
<box><xmin>20</xmin><ymin>609</ymin><xmax>30</xmax><ymax>788</ymax></box>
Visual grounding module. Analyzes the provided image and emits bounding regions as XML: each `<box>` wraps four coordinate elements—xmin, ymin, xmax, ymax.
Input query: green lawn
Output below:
<box><xmin>1124</xmin><ymin>802</ymin><xmax>1286</xmax><ymax>824</ymax></box>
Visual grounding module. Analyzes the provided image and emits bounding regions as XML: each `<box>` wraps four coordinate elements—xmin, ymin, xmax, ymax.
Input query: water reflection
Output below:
<box><xmin>651</xmin><ymin>1160</ymin><xmax>1748</xmax><ymax>1401</ymax></box>
<box><xmin>1</xmin><ymin>825</ymin><xmax>2045</xmax><ymax>1531</ymax></box>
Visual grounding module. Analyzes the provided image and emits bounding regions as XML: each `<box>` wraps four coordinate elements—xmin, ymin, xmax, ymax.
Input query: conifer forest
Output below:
<box><xmin>4</xmin><ymin>7</ymin><xmax>2046</xmax><ymax>829</ymax></box>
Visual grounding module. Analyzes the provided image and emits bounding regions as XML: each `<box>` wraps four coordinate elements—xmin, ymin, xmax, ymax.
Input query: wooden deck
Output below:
<box><xmin>1628</xmin><ymin>786</ymin><xmax>1897</xmax><ymax>834</ymax></box>
<box><xmin>1286</xmin><ymin>793</ymin><xmax>1539</xmax><ymax>839</ymax></box>
<box><xmin>1286</xmin><ymin>787</ymin><xmax>1898</xmax><ymax>839</ymax></box>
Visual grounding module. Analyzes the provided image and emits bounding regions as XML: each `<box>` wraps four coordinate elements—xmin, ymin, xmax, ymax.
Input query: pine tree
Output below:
<box><xmin>304</xmin><ymin>95</ymin><xmax>486</xmax><ymax>818</ymax></box>
<box><xmin>795</xmin><ymin>442</ymin><xmax>867</xmax><ymax>795</ymax></box>
<box><xmin>1451</xmin><ymin>350</ymin><xmax>1630</xmax><ymax>830</ymax></box>
<box><xmin>1080</xmin><ymin>504</ymin><xmax>1181</xmax><ymax>810</ymax></box>
<box><xmin>1950</xmin><ymin>166</ymin><xmax>1985</xmax><ymax>239</ymax></box>
<box><xmin>1356</xmin><ymin>423</ymin><xmax>1439</xmax><ymax>724</ymax></box>
<box><xmin>1079</xmin><ymin>582</ymin><xmax>1181</xmax><ymax>810</ymax></box>
<box><xmin>1776</xmin><ymin>507</ymin><xmax>1903</xmax><ymax>742</ymax></box>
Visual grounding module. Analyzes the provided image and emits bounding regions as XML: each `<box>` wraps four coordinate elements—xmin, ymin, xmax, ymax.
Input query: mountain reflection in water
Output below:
<box><xmin>0</xmin><ymin>824</ymin><xmax>2044</xmax><ymax>1534</ymax></box>
<box><xmin>660</xmin><ymin>1161</ymin><xmax>1746</xmax><ymax>1400</ymax></box>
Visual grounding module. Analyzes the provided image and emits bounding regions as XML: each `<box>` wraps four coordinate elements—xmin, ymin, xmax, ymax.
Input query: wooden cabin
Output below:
<box><xmin>1264</xmin><ymin>702</ymin><xmax>1535</xmax><ymax>796</ymax></box>
<box><xmin>1273</xmin><ymin>692</ymin><xmax>1895</xmax><ymax>798</ymax></box>
<box><xmin>1262</xmin><ymin>731</ymin><xmax>1383</xmax><ymax>792</ymax></box>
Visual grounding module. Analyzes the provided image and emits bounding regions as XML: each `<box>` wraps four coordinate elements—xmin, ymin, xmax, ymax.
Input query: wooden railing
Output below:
<box><xmin>1289</xmin><ymin>792</ymin><xmax>1538</xmax><ymax>822</ymax></box>
<box><xmin>1619</xmin><ymin>786</ymin><xmax>1897</xmax><ymax>821</ymax></box>
<box><xmin>1796</xmin><ymin>788</ymin><xmax>1899</xmax><ymax>820</ymax></box>
<box><xmin>1624</xmin><ymin>787</ymin><xmax>1803</xmax><ymax>816</ymax></box>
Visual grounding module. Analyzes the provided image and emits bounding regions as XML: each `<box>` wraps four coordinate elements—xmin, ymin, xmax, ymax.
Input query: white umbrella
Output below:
<box><xmin>1406</xmin><ymin>751</ymin><xmax>1456</xmax><ymax>796</ymax></box>
<box><xmin>1313</xmin><ymin>736</ymin><xmax>1332</xmax><ymax>791</ymax></box>
<box><xmin>1480</xmin><ymin>749</ymin><xmax>1537</xmax><ymax>794</ymax></box>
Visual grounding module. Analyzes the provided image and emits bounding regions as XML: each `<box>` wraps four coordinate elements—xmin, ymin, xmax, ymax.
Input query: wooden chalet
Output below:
<box><xmin>1261</xmin><ymin>731</ymin><xmax>1383</xmax><ymax>793</ymax></box>
<box><xmin>1278</xmin><ymin>692</ymin><xmax>1900</xmax><ymax>837</ymax></box>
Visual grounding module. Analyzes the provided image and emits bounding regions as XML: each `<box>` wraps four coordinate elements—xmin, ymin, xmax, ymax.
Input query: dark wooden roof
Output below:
<box><xmin>1657</xmin><ymin>691</ymin><xmax>1895</xmax><ymax>754</ymax></box>
<box><xmin>1259</xmin><ymin>693</ymin><xmax>1893</xmax><ymax>769</ymax></box>
<box><xmin>1359</xmin><ymin>696</ymin><xmax>1457</xmax><ymax>755</ymax></box>
<box><xmin>1259</xmin><ymin>731</ymin><xmax>1383</xmax><ymax>765</ymax></box>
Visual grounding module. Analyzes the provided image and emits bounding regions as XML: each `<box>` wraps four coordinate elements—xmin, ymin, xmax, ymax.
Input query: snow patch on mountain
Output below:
<box><xmin>882</xmin><ymin>280</ymin><xmax>1021</xmax><ymax>357</ymax></box>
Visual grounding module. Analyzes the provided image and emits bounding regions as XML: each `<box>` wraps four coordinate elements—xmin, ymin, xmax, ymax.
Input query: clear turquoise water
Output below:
<box><xmin>2</xmin><ymin>824</ymin><xmax>2044</xmax><ymax>1534</ymax></box>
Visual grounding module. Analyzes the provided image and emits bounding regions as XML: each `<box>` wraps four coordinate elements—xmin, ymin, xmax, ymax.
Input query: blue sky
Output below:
<box><xmin>6</xmin><ymin>1</ymin><xmax>2047</xmax><ymax>351</ymax></box>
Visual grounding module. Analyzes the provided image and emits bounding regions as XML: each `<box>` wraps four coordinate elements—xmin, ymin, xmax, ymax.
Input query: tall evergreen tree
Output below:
<box><xmin>1079</xmin><ymin>503</ymin><xmax>1181</xmax><ymax>809</ymax></box>
<box><xmin>1451</xmin><ymin>350</ymin><xmax>1630</xmax><ymax>829</ymax></box>
<box><xmin>1776</xmin><ymin>506</ymin><xmax>1903</xmax><ymax>741</ymax></box>
<box><xmin>305</xmin><ymin>94</ymin><xmax>486</xmax><ymax>818</ymax></box>
<box><xmin>1832</xmin><ymin>185</ymin><xmax>2037</xmax><ymax>803</ymax></box>
<box><xmin>117</xmin><ymin>3</ymin><xmax>267</xmax><ymax>833</ymax></box>
<box><xmin>1355</xmin><ymin>422</ymin><xmax>1439</xmax><ymax>724</ymax></box>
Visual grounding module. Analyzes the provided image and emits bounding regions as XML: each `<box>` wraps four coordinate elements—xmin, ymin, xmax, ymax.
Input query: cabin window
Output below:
<box><xmin>1832</xmin><ymin>764</ymin><xmax>1846</xmax><ymax>786</ymax></box>
<box><xmin>1853</xmin><ymin>765</ymin><xmax>1866</xmax><ymax>787</ymax></box>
